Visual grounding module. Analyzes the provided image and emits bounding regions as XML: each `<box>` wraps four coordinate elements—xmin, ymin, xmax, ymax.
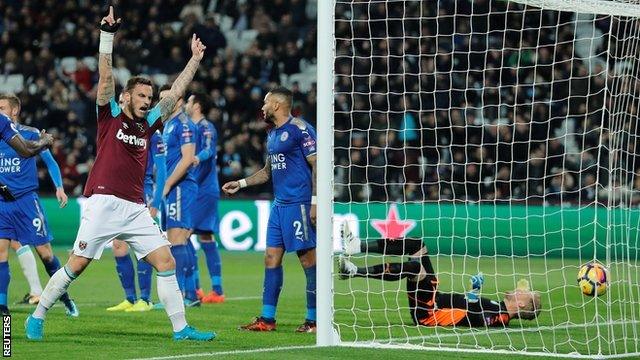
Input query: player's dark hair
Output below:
<box><xmin>0</xmin><ymin>93</ymin><xmax>21</xmax><ymax>111</ymax></box>
<box><xmin>125</xmin><ymin>76</ymin><xmax>153</xmax><ymax>93</ymax></box>
<box><xmin>269</xmin><ymin>86</ymin><xmax>293</xmax><ymax>108</ymax></box>
<box><xmin>191</xmin><ymin>92</ymin><xmax>211</xmax><ymax>115</ymax></box>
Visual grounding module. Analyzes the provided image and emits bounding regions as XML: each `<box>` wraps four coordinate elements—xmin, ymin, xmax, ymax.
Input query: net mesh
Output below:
<box><xmin>332</xmin><ymin>0</ymin><xmax>640</xmax><ymax>357</ymax></box>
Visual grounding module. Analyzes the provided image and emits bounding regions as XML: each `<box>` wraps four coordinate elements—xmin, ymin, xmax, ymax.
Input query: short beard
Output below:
<box><xmin>128</xmin><ymin>102</ymin><xmax>144</xmax><ymax>121</ymax></box>
<box><xmin>264</xmin><ymin>112</ymin><xmax>275</xmax><ymax>124</ymax></box>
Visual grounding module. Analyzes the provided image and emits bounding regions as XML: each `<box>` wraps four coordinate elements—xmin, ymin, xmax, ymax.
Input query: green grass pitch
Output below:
<box><xmin>8</xmin><ymin>249</ymin><xmax>639</xmax><ymax>359</ymax></box>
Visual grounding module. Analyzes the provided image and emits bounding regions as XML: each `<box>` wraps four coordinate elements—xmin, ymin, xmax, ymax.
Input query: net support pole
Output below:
<box><xmin>316</xmin><ymin>0</ymin><xmax>338</xmax><ymax>347</ymax></box>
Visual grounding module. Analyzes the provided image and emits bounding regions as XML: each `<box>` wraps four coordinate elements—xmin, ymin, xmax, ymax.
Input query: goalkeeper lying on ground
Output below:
<box><xmin>338</xmin><ymin>222</ymin><xmax>541</xmax><ymax>327</ymax></box>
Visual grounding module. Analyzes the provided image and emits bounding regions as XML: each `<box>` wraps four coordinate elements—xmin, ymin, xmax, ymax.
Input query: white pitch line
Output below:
<box><xmin>127</xmin><ymin>345</ymin><xmax>316</xmax><ymax>360</ymax></box>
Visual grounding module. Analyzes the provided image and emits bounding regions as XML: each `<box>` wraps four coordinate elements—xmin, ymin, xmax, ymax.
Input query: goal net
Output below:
<box><xmin>329</xmin><ymin>0</ymin><xmax>640</xmax><ymax>357</ymax></box>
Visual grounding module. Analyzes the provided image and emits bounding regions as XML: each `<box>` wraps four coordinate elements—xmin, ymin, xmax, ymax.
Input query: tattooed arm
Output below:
<box><xmin>96</xmin><ymin>6</ymin><xmax>121</xmax><ymax>106</ymax></box>
<box><xmin>157</xmin><ymin>34</ymin><xmax>206</xmax><ymax>123</ymax></box>
<box><xmin>97</xmin><ymin>53</ymin><xmax>115</xmax><ymax>106</ymax></box>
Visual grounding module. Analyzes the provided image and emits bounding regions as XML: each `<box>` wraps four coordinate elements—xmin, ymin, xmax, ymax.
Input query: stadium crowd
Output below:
<box><xmin>1</xmin><ymin>0</ymin><xmax>639</xmax><ymax>204</ymax></box>
<box><xmin>334</xmin><ymin>0</ymin><xmax>640</xmax><ymax>204</ymax></box>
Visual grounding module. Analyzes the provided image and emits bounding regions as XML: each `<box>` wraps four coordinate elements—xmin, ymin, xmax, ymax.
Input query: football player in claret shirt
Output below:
<box><xmin>106</xmin><ymin>94</ymin><xmax>166</xmax><ymax>313</ymax></box>
<box><xmin>223</xmin><ymin>87</ymin><xmax>318</xmax><ymax>333</ymax></box>
<box><xmin>338</xmin><ymin>222</ymin><xmax>542</xmax><ymax>327</ymax></box>
<box><xmin>25</xmin><ymin>5</ymin><xmax>215</xmax><ymax>341</ymax></box>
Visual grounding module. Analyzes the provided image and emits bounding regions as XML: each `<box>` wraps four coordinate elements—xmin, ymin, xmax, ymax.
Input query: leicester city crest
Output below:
<box><xmin>280</xmin><ymin>131</ymin><xmax>289</xmax><ymax>141</ymax></box>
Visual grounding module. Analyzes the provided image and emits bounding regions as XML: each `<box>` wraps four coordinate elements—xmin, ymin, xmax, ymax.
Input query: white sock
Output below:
<box><xmin>157</xmin><ymin>273</ymin><xmax>187</xmax><ymax>332</ymax></box>
<box><xmin>32</xmin><ymin>266</ymin><xmax>76</xmax><ymax>320</ymax></box>
<box><xmin>17</xmin><ymin>245</ymin><xmax>43</xmax><ymax>296</ymax></box>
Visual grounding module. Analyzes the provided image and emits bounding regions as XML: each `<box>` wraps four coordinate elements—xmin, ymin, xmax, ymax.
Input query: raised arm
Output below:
<box><xmin>8</xmin><ymin>130</ymin><xmax>53</xmax><ymax>158</ymax></box>
<box><xmin>156</xmin><ymin>35</ymin><xmax>206</xmax><ymax>123</ymax></box>
<box><xmin>222</xmin><ymin>161</ymin><xmax>271</xmax><ymax>196</ymax></box>
<box><xmin>97</xmin><ymin>6</ymin><xmax>121</xmax><ymax>106</ymax></box>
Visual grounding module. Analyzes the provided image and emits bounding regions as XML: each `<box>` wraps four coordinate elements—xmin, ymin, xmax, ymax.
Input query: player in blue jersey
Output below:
<box><xmin>107</xmin><ymin>93</ymin><xmax>166</xmax><ymax>313</ymax></box>
<box><xmin>159</xmin><ymin>85</ymin><xmax>200</xmax><ymax>306</ymax></box>
<box><xmin>223</xmin><ymin>87</ymin><xmax>318</xmax><ymax>333</ymax></box>
<box><xmin>0</xmin><ymin>94</ymin><xmax>74</xmax><ymax>316</ymax></box>
<box><xmin>185</xmin><ymin>93</ymin><xmax>224</xmax><ymax>304</ymax></box>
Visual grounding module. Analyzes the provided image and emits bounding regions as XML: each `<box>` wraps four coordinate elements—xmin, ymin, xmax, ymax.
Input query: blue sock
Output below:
<box><xmin>183</xmin><ymin>242</ymin><xmax>197</xmax><ymax>301</ymax></box>
<box><xmin>137</xmin><ymin>259</ymin><xmax>152</xmax><ymax>303</ymax></box>
<box><xmin>170</xmin><ymin>244</ymin><xmax>188</xmax><ymax>292</ymax></box>
<box><xmin>304</xmin><ymin>265</ymin><xmax>317</xmax><ymax>321</ymax></box>
<box><xmin>0</xmin><ymin>262</ymin><xmax>9</xmax><ymax>306</ymax></box>
<box><xmin>44</xmin><ymin>256</ymin><xmax>72</xmax><ymax>305</ymax></box>
<box><xmin>115</xmin><ymin>255</ymin><xmax>137</xmax><ymax>303</ymax></box>
<box><xmin>201</xmin><ymin>241</ymin><xmax>223</xmax><ymax>295</ymax></box>
<box><xmin>261</xmin><ymin>266</ymin><xmax>283</xmax><ymax>321</ymax></box>
<box><xmin>186</xmin><ymin>241</ymin><xmax>200</xmax><ymax>290</ymax></box>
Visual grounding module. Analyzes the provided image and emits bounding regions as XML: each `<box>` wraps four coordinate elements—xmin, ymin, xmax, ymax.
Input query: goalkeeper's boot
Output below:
<box><xmin>17</xmin><ymin>293</ymin><xmax>40</xmax><ymax>305</ymax></box>
<box><xmin>295</xmin><ymin>320</ymin><xmax>317</xmax><ymax>333</ymax></box>
<box><xmin>173</xmin><ymin>325</ymin><xmax>216</xmax><ymax>341</ymax></box>
<box><xmin>125</xmin><ymin>299</ymin><xmax>153</xmax><ymax>312</ymax></box>
<box><xmin>202</xmin><ymin>291</ymin><xmax>225</xmax><ymax>304</ymax></box>
<box><xmin>25</xmin><ymin>315</ymin><xmax>44</xmax><ymax>341</ymax></box>
<box><xmin>341</xmin><ymin>221</ymin><xmax>361</xmax><ymax>256</ymax></box>
<box><xmin>239</xmin><ymin>317</ymin><xmax>276</xmax><ymax>331</ymax></box>
<box><xmin>107</xmin><ymin>299</ymin><xmax>134</xmax><ymax>312</ymax></box>
<box><xmin>64</xmin><ymin>299</ymin><xmax>79</xmax><ymax>317</ymax></box>
<box><xmin>338</xmin><ymin>255</ymin><xmax>358</xmax><ymax>279</ymax></box>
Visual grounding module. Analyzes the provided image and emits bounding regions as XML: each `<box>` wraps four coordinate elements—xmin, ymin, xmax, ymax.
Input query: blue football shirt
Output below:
<box><xmin>145</xmin><ymin>130</ymin><xmax>165</xmax><ymax>186</ymax></box>
<box><xmin>162</xmin><ymin>112</ymin><xmax>196</xmax><ymax>182</ymax></box>
<box><xmin>0</xmin><ymin>124</ymin><xmax>41</xmax><ymax>198</ymax></box>
<box><xmin>0</xmin><ymin>113</ymin><xmax>18</xmax><ymax>143</ymax></box>
<box><xmin>266</xmin><ymin>116</ymin><xmax>317</xmax><ymax>205</ymax></box>
<box><xmin>193</xmin><ymin>119</ymin><xmax>220</xmax><ymax>196</ymax></box>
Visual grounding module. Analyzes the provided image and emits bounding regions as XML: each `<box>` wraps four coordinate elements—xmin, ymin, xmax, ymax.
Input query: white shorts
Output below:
<box><xmin>73</xmin><ymin>194</ymin><xmax>170</xmax><ymax>260</ymax></box>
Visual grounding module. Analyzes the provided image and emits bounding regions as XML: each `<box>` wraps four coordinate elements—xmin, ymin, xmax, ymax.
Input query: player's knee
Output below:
<box><xmin>67</xmin><ymin>255</ymin><xmax>91</xmax><ymax>276</ymax></box>
<box><xmin>154</xmin><ymin>255</ymin><xmax>175</xmax><ymax>272</ymax></box>
<box><xmin>36</xmin><ymin>244</ymin><xmax>54</xmax><ymax>262</ymax></box>
<box><xmin>167</xmin><ymin>229</ymin><xmax>188</xmax><ymax>244</ymax></box>
<box><xmin>297</xmin><ymin>249</ymin><xmax>316</xmax><ymax>268</ymax></box>
<box><xmin>9</xmin><ymin>240</ymin><xmax>21</xmax><ymax>251</ymax></box>
<box><xmin>264</xmin><ymin>253</ymin><xmax>282</xmax><ymax>268</ymax></box>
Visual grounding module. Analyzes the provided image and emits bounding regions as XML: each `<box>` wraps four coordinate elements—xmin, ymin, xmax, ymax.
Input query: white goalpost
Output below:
<box><xmin>317</xmin><ymin>0</ymin><xmax>640</xmax><ymax>358</ymax></box>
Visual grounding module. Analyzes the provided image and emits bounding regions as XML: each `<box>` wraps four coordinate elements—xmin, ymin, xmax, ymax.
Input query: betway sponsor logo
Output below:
<box><xmin>116</xmin><ymin>128</ymin><xmax>146</xmax><ymax>148</ymax></box>
<box><xmin>0</xmin><ymin>158</ymin><xmax>21</xmax><ymax>173</ymax></box>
